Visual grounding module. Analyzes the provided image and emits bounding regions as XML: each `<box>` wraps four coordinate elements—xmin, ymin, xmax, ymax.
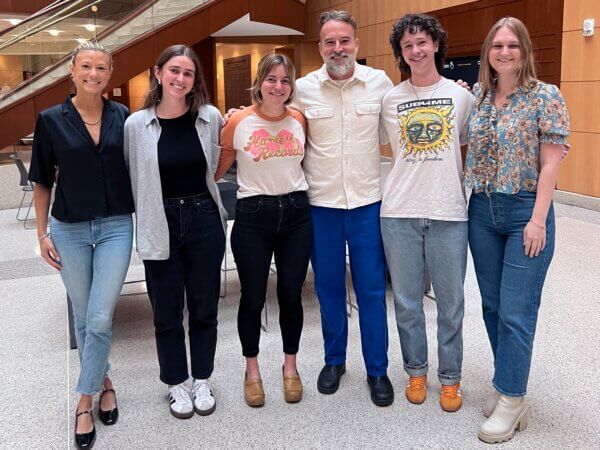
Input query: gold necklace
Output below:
<box><xmin>81</xmin><ymin>113</ymin><xmax>102</xmax><ymax>126</ymax></box>
<box><xmin>72</xmin><ymin>98</ymin><xmax>103</xmax><ymax>125</ymax></box>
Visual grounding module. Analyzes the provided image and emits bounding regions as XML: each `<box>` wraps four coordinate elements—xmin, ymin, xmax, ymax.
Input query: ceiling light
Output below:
<box><xmin>76</xmin><ymin>38</ymin><xmax>87</xmax><ymax>44</ymax></box>
<box><xmin>83</xmin><ymin>24</ymin><xmax>96</xmax><ymax>32</ymax></box>
<box><xmin>47</xmin><ymin>29</ymin><xmax>60</xmax><ymax>36</ymax></box>
<box><xmin>8</xmin><ymin>19</ymin><xmax>22</xmax><ymax>26</ymax></box>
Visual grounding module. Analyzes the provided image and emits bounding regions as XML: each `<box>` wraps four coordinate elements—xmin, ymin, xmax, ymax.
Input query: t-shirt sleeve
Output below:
<box><xmin>288</xmin><ymin>108</ymin><xmax>307</xmax><ymax>135</ymax></box>
<box><xmin>28</xmin><ymin>113</ymin><xmax>57</xmax><ymax>188</ymax></box>
<box><xmin>538</xmin><ymin>84</ymin><xmax>570</xmax><ymax>144</ymax></box>
<box><xmin>460</xmin><ymin>92</ymin><xmax>476</xmax><ymax>146</ymax></box>
<box><xmin>215</xmin><ymin>112</ymin><xmax>238</xmax><ymax>180</ymax></box>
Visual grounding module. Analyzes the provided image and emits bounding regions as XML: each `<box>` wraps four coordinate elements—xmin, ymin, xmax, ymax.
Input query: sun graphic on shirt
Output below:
<box><xmin>398</xmin><ymin>106</ymin><xmax>454</xmax><ymax>158</ymax></box>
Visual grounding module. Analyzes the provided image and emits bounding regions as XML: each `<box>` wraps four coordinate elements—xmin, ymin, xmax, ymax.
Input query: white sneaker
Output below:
<box><xmin>168</xmin><ymin>383</ymin><xmax>194</xmax><ymax>419</ymax></box>
<box><xmin>483</xmin><ymin>389</ymin><xmax>501</xmax><ymax>418</ymax></box>
<box><xmin>478</xmin><ymin>395</ymin><xmax>529</xmax><ymax>444</ymax></box>
<box><xmin>192</xmin><ymin>378</ymin><xmax>216</xmax><ymax>416</ymax></box>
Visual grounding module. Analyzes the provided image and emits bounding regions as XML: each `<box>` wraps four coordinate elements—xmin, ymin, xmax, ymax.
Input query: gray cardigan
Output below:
<box><xmin>124</xmin><ymin>104</ymin><xmax>227</xmax><ymax>260</ymax></box>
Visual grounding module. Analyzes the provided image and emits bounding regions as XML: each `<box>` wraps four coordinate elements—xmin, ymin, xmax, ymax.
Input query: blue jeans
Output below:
<box><xmin>381</xmin><ymin>218</ymin><xmax>467</xmax><ymax>385</ymax></box>
<box><xmin>51</xmin><ymin>215</ymin><xmax>133</xmax><ymax>395</ymax></box>
<box><xmin>311</xmin><ymin>202</ymin><xmax>388</xmax><ymax>377</ymax></box>
<box><xmin>468</xmin><ymin>192</ymin><xmax>555</xmax><ymax>397</ymax></box>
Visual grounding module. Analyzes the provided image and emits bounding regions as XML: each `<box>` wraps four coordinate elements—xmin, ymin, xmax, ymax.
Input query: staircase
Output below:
<box><xmin>0</xmin><ymin>0</ymin><xmax>306</xmax><ymax>150</ymax></box>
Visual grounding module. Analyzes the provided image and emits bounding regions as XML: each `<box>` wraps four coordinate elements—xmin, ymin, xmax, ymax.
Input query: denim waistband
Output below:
<box><xmin>163</xmin><ymin>191</ymin><xmax>212</xmax><ymax>206</ymax></box>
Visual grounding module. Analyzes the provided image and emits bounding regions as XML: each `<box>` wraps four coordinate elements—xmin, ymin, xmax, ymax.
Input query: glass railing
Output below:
<box><xmin>0</xmin><ymin>0</ymin><xmax>210</xmax><ymax>104</ymax></box>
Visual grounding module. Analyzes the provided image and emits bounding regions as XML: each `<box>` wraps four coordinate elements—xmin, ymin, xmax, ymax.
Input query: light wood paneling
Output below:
<box><xmin>557</xmin><ymin>131</ymin><xmax>600</xmax><ymax>197</ymax></box>
<box><xmin>561</xmin><ymin>29</ymin><xmax>600</xmax><ymax>81</ymax></box>
<box><xmin>128</xmin><ymin>70</ymin><xmax>150</xmax><ymax>113</ymax></box>
<box><xmin>563</xmin><ymin>0</ymin><xmax>600</xmax><ymax>31</ymax></box>
<box><xmin>561</xmin><ymin>81</ymin><xmax>600</xmax><ymax>134</ymax></box>
<box><xmin>559</xmin><ymin>0</ymin><xmax>598</xmax><ymax>195</ymax></box>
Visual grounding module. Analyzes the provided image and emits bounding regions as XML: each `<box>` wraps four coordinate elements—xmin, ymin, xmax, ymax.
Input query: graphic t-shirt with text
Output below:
<box><xmin>219</xmin><ymin>105</ymin><xmax>308</xmax><ymax>198</ymax></box>
<box><xmin>380</xmin><ymin>77</ymin><xmax>475</xmax><ymax>220</ymax></box>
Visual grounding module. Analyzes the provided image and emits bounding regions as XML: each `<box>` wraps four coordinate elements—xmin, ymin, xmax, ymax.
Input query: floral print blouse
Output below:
<box><xmin>465</xmin><ymin>80</ymin><xmax>570</xmax><ymax>193</ymax></box>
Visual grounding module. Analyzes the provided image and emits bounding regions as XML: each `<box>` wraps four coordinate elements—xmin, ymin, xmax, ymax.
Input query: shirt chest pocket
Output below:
<box><xmin>354</xmin><ymin>102</ymin><xmax>381</xmax><ymax>141</ymax></box>
<box><xmin>304</xmin><ymin>106</ymin><xmax>335</xmax><ymax>144</ymax></box>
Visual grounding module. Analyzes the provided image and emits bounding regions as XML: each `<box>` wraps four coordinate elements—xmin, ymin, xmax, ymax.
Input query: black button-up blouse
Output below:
<box><xmin>28</xmin><ymin>96</ymin><xmax>135</xmax><ymax>223</ymax></box>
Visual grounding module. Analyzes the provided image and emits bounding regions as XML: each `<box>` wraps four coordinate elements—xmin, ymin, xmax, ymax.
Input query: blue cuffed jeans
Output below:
<box><xmin>51</xmin><ymin>214</ymin><xmax>133</xmax><ymax>395</ymax></box>
<box><xmin>311</xmin><ymin>202</ymin><xmax>388</xmax><ymax>377</ymax></box>
<box><xmin>468</xmin><ymin>191</ymin><xmax>555</xmax><ymax>397</ymax></box>
<box><xmin>381</xmin><ymin>217</ymin><xmax>467</xmax><ymax>385</ymax></box>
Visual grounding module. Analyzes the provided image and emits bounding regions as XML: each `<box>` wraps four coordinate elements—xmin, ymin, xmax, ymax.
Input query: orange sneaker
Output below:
<box><xmin>440</xmin><ymin>383</ymin><xmax>462</xmax><ymax>412</ymax></box>
<box><xmin>405</xmin><ymin>375</ymin><xmax>427</xmax><ymax>404</ymax></box>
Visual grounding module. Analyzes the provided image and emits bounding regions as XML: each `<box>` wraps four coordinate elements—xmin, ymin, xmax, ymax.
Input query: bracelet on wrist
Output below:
<box><xmin>38</xmin><ymin>232</ymin><xmax>51</xmax><ymax>241</ymax></box>
<box><xmin>529</xmin><ymin>219</ymin><xmax>545</xmax><ymax>229</ymax></box>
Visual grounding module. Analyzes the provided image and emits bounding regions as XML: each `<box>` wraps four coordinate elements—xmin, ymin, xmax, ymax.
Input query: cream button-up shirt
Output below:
<box><xmin>294</xmin><ymin>63</ymin><xmax>393</xmax><ymax>209</ymax></box>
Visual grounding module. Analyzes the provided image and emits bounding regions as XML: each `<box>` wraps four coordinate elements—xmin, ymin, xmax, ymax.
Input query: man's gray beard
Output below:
<box><xmin>324</xmin><ymin>55</ymin><xmax>355</xmax><ymax>78</ymax></box>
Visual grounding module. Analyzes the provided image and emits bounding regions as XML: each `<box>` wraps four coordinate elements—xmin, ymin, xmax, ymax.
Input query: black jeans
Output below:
<box><xmin>143</xmin><ymin>192</ymin><xmax>225</xmax><ymax>385</ymax></box>
<box><xmin>231</xmin><ymin>191</ymin><xmax>312</xmax><ymax>357</ymax></box>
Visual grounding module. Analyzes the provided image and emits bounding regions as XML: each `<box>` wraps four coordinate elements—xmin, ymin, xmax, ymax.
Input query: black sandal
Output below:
<box><xmin>75</xmin><ymin>410</ymin><xmax>96</xmax><ymax>449</ymax></box>
<box><xmin>98</xmin><ymin>388</ymin><xmax>119</xmax><ymax>425</ymax></box>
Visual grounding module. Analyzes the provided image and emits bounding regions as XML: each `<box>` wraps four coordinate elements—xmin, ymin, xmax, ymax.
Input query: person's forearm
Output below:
<box><xmin>530</xmin><ymin>163</ymin><xmax>559</xmax><ymax>225</ymax></box>
<box><xmin>33</xmin><ymin>184</ymin><xmax>52</xmax><ymax>236</ymax></box>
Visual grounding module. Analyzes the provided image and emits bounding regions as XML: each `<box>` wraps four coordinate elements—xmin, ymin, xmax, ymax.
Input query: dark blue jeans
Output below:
<box><xmin>231</xmin><ymin>191</ymin><xmax>312</xmax><ymax>357</ymax></box>
<box><xmin>143</xmin><ymin>192</ymin><xmax>225</xmax><ymax>385</ymax></box>
<box><xmin>468</xmin><ymin>191</ymin><xmax>555</xmax><ymax>396</ymax></box>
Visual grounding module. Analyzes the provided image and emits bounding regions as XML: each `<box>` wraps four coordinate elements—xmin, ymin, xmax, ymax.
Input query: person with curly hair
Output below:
<box><xmin>380</xmin><ymin>13</ymin><xmax>475</xmax><ymax>412</ymax></box>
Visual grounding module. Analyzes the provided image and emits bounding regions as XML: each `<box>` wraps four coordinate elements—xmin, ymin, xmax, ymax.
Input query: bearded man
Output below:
<box><xmin>293</xmin><ymin>10</ymin><xmax>394</xmax><ymax>406</ymax></box>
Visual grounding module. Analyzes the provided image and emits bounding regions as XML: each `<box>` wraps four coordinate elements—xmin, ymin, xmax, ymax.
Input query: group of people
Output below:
<box><xmin>28</xmin><ymin>9</ymin><xmax>569</xmax><ymax>449</ymax></box>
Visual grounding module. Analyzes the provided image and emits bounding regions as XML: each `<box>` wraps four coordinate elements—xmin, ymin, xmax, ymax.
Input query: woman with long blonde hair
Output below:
<box><xmin>465</xmin><ymin>17</ymin><xmax>570</xmax><ymax>443</ymax></box>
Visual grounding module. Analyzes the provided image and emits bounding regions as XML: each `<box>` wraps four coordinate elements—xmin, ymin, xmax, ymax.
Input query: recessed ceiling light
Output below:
<box><xmin>7</xmin><ymin>19</ymin><xmax>22</xmax><ymax>26</ymax></box>
<box><xmin>47</xmin><ymin>29</ymin><xmax>60</xmax><ymax>36</ymax></box>
<box><xmin>83</xmin><ymin>24</ymin><xmax>96</xmax><ymax>32</ymax></box>
<box><xmin>76</xmin><ymin>38</ymin><xmax>87</xmax><ymax>44</ymax></box>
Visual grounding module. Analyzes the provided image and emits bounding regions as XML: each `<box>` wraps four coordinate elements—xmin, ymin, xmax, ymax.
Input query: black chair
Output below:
<box><xmin>9</xmin><ymin>154</ymin><xmax>35</xmax><ymax>228</ymax></box>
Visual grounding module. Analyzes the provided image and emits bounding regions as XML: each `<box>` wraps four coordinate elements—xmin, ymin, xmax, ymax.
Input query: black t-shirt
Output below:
<box><xmin>28</xmin><ymin>96</ymin><xmax>134</xmax><ymax>223</ymax></box>
<box><xmin>157</xmin><ymin>111</ymin><xmax>208</xmax><ymax>198</ymax></box>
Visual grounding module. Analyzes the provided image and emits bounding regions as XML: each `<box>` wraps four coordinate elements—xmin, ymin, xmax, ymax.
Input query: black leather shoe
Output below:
<box><xmin>98</xmin><ymin>388</ymin><xmax>119</xmax><ymax>426</ymax></box>
<box><xmin>367</xmin><ymin>375</ymin><xmax>394</xmax><ymax>407</ymax></box>
<box><xmin>75</xmin><ymin>410</ymin><xmax>96</xmax><ymax>449</ymax></box>
<box><xmin>317</xmin><ymin>364</ymin><xmax>346</xmax><ymax>394</ymax></box>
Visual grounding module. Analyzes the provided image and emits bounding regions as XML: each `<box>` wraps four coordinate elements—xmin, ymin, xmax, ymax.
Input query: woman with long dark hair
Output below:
<box><xmin>124</xmin><ymin>45</ymin><xmax>226</xmax><ymax>419</ymax></box>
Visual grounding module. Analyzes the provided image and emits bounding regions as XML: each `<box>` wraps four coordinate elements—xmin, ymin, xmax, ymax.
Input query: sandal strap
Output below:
<box><xmin>101</xmin><ymin>388</ymin><xmax>116</xmax><ymax>396</ymax></box>
<box><xmin>76</xmin><ymin>410</ymin><xmax>93</xmax><ymax>418</ymax></box>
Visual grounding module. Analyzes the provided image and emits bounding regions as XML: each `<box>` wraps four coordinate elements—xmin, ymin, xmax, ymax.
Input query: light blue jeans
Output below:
<box><xmin>51</xmin><ymin>214</ymin><xmax>133</xmax><ymax>395</ymax></box>
<box><xmin>381</xmin><ymin>218</ymin><xmax>467</xmax><ymax>385</ymax></box>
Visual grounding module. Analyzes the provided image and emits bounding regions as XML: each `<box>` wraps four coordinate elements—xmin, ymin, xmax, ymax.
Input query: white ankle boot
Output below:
<box><xmin>478</xmin><ymin>395</ymin><xmax>528</xmax><ymax>444</ymax></box>
<box><xmin>483</xmin><ymin>390</ymin><xmax>501</xmax><ymax>418</ymax></box>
